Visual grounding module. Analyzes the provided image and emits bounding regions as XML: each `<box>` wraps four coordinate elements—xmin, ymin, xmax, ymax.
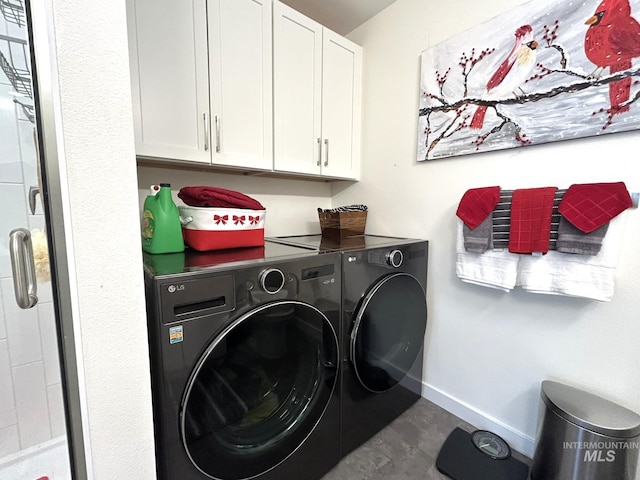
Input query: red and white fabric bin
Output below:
<box><xmin>179</xmin><ymin>206</ymin><xmax>266</xmax><ymax>251</ymax></box>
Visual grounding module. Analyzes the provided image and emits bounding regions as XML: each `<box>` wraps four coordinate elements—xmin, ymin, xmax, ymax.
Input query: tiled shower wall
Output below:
<box><xmin>0</xmin><ymin>13</ymin><xmax>66</xmax><ymax>462</ymax></box>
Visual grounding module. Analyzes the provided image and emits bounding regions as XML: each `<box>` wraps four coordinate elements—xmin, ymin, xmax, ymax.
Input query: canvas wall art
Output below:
<box><xmin>417</xmin><ymin>0</ymin><xmax>640</xmax><ymax>160</ymax></box>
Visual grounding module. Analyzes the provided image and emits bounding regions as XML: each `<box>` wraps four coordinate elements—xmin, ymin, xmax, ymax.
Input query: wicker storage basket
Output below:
<box><xmin>318</xmin><ymin>210</ymin><xmax>367</xmax><ymax>237</ymax></box>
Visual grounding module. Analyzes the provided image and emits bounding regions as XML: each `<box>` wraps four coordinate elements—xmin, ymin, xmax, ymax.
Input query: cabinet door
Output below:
<box><xmin>209</xmin><ymin>0</ymin><xmax>273</xmax><ymax>171</ymax></box>
<box><xmin>127</xmin><ymin>0</ymin><xmax>211</xmax><ymax>163</ymax></box>
<box><xmin>320</xmin><ymin>30</ymin><xmax>362</xmax><ymax>180</ymax></box>
<box><xmin>273</xmin><ymin>1</ymin><xmax>322</xmax><ymax>175</ymax></box>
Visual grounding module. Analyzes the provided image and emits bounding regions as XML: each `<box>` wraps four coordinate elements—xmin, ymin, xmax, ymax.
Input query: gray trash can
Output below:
<box><xmin>531</xmin><ymin>380</ymin><xmax>640</xmax><ymax>480</ymax></box>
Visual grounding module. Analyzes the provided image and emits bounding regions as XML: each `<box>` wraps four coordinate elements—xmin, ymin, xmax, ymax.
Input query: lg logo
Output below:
<box><xmin>167</xmin><ymin>284</ymin><xmax>185</xmax><ymax>293</ymax></box>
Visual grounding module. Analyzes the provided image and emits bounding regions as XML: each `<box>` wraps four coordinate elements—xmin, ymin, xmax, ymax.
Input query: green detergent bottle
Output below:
<box><xmin>141</xmin><ymin>183</ymin><xmax>185</xmax><ymax>254</ymax></box>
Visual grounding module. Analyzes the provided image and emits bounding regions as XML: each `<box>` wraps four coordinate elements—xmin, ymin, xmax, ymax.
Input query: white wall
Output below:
<box><xmin>137</xmin><ymin>165</ymin><xmax>333</xmax><ymax>237</ymax></box>
<box><xmin>47</xmin><ymin>0</ymin><xmax>156</xmax><ymax>479</ymax></box>
<box><xmin>340</xmin><ymin>0</ymin><xmax>640</xmax><ymax>459</ymax></box>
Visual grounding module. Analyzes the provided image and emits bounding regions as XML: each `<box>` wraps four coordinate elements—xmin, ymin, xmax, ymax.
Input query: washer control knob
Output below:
<box><xmin>386</xmin><ymin>249</ymin><xmax>403</xmax><ymax>268</ymax></box>
<box><xmin>259</xmin><ymin>268</ymin><xmax>285</xmax><ymax>294</ymax></box>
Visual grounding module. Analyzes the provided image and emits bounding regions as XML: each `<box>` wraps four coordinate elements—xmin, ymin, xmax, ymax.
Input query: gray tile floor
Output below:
<box><xmin>323</xmin><ymin>398</ymin><xmax>531</xmax><ymax>480</ymax></box>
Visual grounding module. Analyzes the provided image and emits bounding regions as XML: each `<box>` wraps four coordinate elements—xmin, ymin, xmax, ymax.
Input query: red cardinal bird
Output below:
<box><xmin>471</xmin><ymin>25</ymin><xmax>538</xmax><ymax>129</ymax></box>
<box><xmin>585</xmin><ymin>0</ymin><xmax>640</xmax><ymax>114</ymax></box>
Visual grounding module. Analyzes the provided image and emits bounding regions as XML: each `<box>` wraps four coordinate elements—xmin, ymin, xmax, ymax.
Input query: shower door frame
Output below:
<box><xmin>24</xmin><ymin>1</ymin><xmax>89</xmax><ymax>478</ymax></box>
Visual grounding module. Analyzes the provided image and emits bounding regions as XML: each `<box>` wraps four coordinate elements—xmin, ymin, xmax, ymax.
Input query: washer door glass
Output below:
<box><xmin>350</xmin><ymin>273</ymin><xmax>427</xmax><ymax>393</ymax></box>
<box><xmin>181</xmin><ymin>301</ymin><xmax>338</xmax><ymax>480</ymax></box>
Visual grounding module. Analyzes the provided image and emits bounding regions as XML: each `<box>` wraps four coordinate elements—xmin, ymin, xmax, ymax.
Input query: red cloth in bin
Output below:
<box><xmin>509</xmin><ymin>187</ymin><xmax>557</xmax><ymax>254</ymax></box>
<box><xmin>178</xmin><ymin>186</ymin><xmax>265</xmax><ymax>210</ymax></box>
<box><xmin>558</xmin><ymin>182</ymin><xmax>632</xmax><ymax>233</ymax></box>
<box><xmin>456</xmin><ymin>186</ymin><xmax>501</xmax><ymax>229</ymax></box>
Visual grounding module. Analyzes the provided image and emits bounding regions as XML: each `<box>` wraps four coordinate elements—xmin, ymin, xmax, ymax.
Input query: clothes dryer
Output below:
<box><xmin>267</xmin><ymin>235</ymin><xmax>429</xmax><ymax>457</ymax></box>
<box><xmin>143</xmin><ymin>243</ymin><xmax>342</xmax><ymax>480</ymax></box>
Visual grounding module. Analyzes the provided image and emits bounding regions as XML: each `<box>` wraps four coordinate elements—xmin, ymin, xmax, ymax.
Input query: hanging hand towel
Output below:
<box><xmin>178</xmin><ymin>186</ymin><xmax>265</xmax><ymax>210</ymax></box>
<box><xmin>509</xmin><ymin>187</ymin><xmax>558</xmax><ymax>254</ymax></box>
<box><xmin>456</xmin><ymin>219</ymin><xmax>520</xmax><ymax>292</ymax></box>
<box><xmin>456</xmin><ymin>186</ymin><xmax>501</xmax><ymax>229</ymax></box>
<box><xmin>463</xmin><ymin>215</ymin><xmax>492</xmax><ymax>253</ymax></box>
<box><xmin>558</xmin><ymin>182</ymin><xmax>632</xmax><ymax>233</ymax></box>
<box><xmin>556</xmin><ymin>216</ymin><xmax>608</xmax><ymax>255</ymax></box>
<box><xmin>517</xmin><ymin>211</ymin><xmax>627</xmax><ymax>301</ymax></box>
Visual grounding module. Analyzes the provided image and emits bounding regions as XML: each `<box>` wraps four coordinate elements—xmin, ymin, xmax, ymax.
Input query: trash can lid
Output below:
<box><xmin>541</xmin><ymin>381</ymin><xmax>640</xmax><ymax>438</ymax></box>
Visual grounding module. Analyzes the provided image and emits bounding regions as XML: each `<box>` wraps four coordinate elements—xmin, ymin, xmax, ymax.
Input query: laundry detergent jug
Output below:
<box><xmin>141</xmin><ymin>183</ymin><xmax>185</xmax><ymax>254</ymax></box>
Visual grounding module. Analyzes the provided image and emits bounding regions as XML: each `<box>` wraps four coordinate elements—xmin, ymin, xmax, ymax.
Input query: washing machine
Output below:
<box><xmin>143</xmin><ymin>242</ymin><xmax>342</xmax><ymax>480</ymax></box>
<box><xmin>267</xmin><ymin>235</ymin><xmax>429</xmax><ymax>457</ymax></box>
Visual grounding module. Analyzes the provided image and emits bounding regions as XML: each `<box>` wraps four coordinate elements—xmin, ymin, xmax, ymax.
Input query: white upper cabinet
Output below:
<box><xmin>273</xmin><ymin>4</ymin><xmax>323</xmax><ymax>176</ymax></box>
<box><xmin>127</xmin><ymin>0</ymin><xmax>210</xmax><ymax>164</ymax></box>
<box><xmin>127</xmin><ymin>0</ymin><xmax>361</xmax><ymax>179</ymax></box>
<box><xmin>208</xmin><ymin>0</ymin><xmax>273</xmax><ymax>170</ymax></box>
<box><xmin>273</xmin><ymin>1</ymin><xmax>362</xmax><ymax>180</ymax></box>
<box><xmin>320</xmin><ymin>30</ymin><xmax>362</xmax><ymax>179</ymax></box>
<box><xmin>127</xmin><ymin>0</ymin><xmax>272</xmax><ymax>170</ymax></box>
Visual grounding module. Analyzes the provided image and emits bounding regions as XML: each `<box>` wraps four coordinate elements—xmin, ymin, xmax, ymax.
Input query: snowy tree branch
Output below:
<box><xmin>418</xmin><ymin>66</ymin><xmax>640</xmax><ymax>117</ymax></box>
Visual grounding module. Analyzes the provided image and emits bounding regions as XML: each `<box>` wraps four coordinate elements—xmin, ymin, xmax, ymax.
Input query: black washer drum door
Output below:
<box><xmin>180</xmin><ymin>300</ymin><xmax>339</xmax><ymax>480</ymax></box>
<box><xmin>350</xmin><ymin>273</ymin><xmax>427</xmax><ymax>393</ymax></box>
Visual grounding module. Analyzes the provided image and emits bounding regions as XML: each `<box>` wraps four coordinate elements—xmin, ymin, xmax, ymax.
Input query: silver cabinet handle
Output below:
<box><xmin>9</xmin><ymin>228</ymin><xmax>38</xmax><ymax>309</ymax></box>
<box><xmin>317</xmin><ymin>137</ymin><xmax>322</xmax><ymax>166</ymax></box>
<box><xmin>203</xmin><ymin>113</ymin><xmax>209</xmax><ymax>151</ymax></box>
<box><xmin>324</xmin><ymin>138</ymin><xmax>329</xmax><ymax>167</ymax></box>
<box><xmin>215</xmin><ymin>115</ymin><xmax>221</xmax><ymax>153</ymax></box>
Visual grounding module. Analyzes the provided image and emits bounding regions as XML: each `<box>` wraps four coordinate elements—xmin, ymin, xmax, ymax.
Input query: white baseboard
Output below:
<box><xmin>422</xmin><ymin>382</ymin><xmax>536</xmax><ymax>458</ymax></box>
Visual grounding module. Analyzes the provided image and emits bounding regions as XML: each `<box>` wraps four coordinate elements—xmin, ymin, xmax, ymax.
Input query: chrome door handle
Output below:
<box><xmin>324</xmin><ymin>138</ymin><xmax>329</xmax><ymax>167</ymax></box>
<box><xmin>203</xmin><ymin>113</ymin><xmax>209</xmax><ymax>151</ymax></box>
<box><xmin>9</xmin><ymin>228</ymin><xmax>38</xmax><ymax>309</ymax></box>
<box><xmin>317</xmin><ymin>137</ymin><xmax>322</xmax><ymax>166</ymax></box>
<box><xmin>215</xmin><ymin>115</ymin><xmax>221</xmax><ymax>153</ymax></box>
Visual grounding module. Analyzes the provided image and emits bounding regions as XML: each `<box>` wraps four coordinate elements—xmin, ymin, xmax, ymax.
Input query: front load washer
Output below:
<box><xmin>266</xmin><ymin>235</ymin><xmax>429</xmax><ymax>457</ymax></box>
<box><xmin>143</xmin><ymin>243</ymin><xmax>342</xmax><ymax>480</ymax></box>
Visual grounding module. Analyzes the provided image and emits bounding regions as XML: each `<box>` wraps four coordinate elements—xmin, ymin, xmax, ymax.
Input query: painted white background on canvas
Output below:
<box><xmin>418</xmin><ymin>0</ymin><xmax>640</xmax><ymax>160</ymax></box>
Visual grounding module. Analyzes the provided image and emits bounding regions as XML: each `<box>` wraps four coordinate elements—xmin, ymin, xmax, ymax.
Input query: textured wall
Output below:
<box><xmin>48</xmin><ymin>0</ymin><xmax>156</xmax><ymax>478</ymax></box>
<box><xmin>339</xmin><ymin>0</ymin><xmax>640</xmax><ymax>465</ymax></box>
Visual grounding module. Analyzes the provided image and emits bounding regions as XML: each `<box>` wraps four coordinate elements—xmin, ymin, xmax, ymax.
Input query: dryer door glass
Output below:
<box><xmin>181</xmin><ymin>301</ymin><xmax>338</xmax><ymax>480</ymax></box>
<box><xmin>350</xmin><ymin>273</ymin><xmax>427</xmax><ymax>393</ymax></box>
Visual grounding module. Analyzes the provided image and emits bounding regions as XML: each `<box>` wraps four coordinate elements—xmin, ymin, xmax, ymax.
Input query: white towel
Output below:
<box><xmin>456</xmin><ymin>219</ymin><xmax>520</xmax><ymax>292</ymax></box>
<box><xmin>517</xmin><ymin>211</ymin><xmax>627</xmax><ymax>301</ymax></box>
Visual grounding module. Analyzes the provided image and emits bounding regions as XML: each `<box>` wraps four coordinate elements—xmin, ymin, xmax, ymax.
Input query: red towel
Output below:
<box><xmin>509</xmin><ymin>187</ymin><xmax>557</xmax><ymax>254</ymax></box>
<box><xmin>456</xmin><ymin>186</ymin><xmax>501</xmax><ymax>229</ymax></box>
<box><xmin>178</xmin><ymin>186</ymin><xmax>265</xmax><ymax>210</ymax></box>
<box><xmin>558</xmin><ymin>182</ymin><xmax>632</xmax><ymax>233</ymax></box>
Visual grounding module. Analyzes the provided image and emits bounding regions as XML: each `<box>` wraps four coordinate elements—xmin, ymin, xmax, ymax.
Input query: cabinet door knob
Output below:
<box><xmin>324</xmin><ymin>138</ymin><xmax>329</xmax><ymax>167</ymax></box>
<box><xmin>317</xmin><ymin>137</ymin><xmax>322</xmax><ymax>166</ymax></box>
<box><xmin>215</xmin><ymin>115</ymin><xmax>221</xmax><ymax>153</ymax></box>
<box><xmin>203</xmin><ymin>113</ymin><xmax>209</xmax><ymax>151</ymax></box>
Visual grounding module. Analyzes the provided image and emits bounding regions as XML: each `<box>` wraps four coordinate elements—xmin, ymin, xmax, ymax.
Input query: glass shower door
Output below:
<box><xmin>0</xmin><ymin>1</ymin><xmax>72</xmax><ymax>479</ymax></box>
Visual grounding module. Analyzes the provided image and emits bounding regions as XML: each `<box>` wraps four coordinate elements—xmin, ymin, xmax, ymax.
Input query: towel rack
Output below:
<box><xmin>492</xmin><ymin>189</ymin><xmax>637</xmax><ymax>251</ymax></box>
<box><xmin>0</xmin><ymin>0</ymin><xmax>25</xmax><ymax>27</ymax></box>
<box><xmin>492</xmin><ymin>190</ymin><xmax>563</xmax><ymax>250</ymax></box>
<box><xmin>1</xmin><ymin>1</ymin><xmax>34</xmax><ymax>122</ymax></box>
